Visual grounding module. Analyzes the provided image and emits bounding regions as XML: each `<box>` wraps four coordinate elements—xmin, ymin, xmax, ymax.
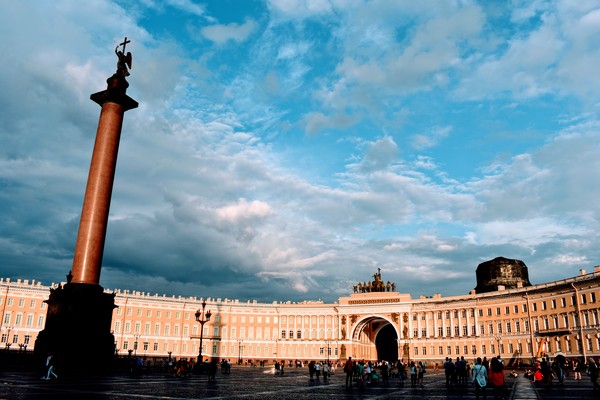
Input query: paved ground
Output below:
<box><xmin>0</xmin><ymin>366</ymin><xmax>597</xmax><ymax>399</ymax></box>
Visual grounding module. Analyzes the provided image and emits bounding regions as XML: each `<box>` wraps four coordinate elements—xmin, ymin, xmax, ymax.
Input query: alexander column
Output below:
<box><xmin>35</xmin><ymin>38</ymin><xmax>138</xmax><ymax>374</ymax></box>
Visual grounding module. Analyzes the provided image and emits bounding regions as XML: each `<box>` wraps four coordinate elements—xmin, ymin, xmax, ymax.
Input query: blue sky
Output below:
<box><xmin>1</xmin><ymin>0</ymin><xmax>600</xmax><ymax>302</ymax></box>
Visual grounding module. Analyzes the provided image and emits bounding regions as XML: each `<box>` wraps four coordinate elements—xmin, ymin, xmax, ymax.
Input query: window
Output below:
<box><xmin>514</xmin><ymin>305</ymin><xmax>519</xmax><ymax>314</ymax></box>
<box><xmin>487</xmin><ymin>309</ymin><xmax>492</xmax><ymax>316</ymax></box>
<box><xmin>582</xmin><ymin>294</ymin><xmax>587</xmax><ymax>304</ymax></box>
<box><xmin>143</xmin><ymin>342</ymin><xmax>148</xmax><ymax>351</ymax></box>
<box><xmin>154</xmin><ymin>343</ymin><xmax>158</xmax><ymax>351</ymax></box>
<box><xmin>541</xmin><ymin>301</ymin><xmax>547</xmax><ymax>310</ymax></box>
<box><xmin>414</xmin><ymin>347</ymin><xmax>418</xmax><ymax>355</ymax></box>
<box><xmin>482</xmin><ymin>345</ymin><xmax>487</xmax><ymax>354</ymax></box>
<box><xmin>421</xmin><ymin>328</ymin><xmax>427</xmax><ymax>337</ymax></box>
<box><xmin>24</xmin><ymin>335</ymin><xmax>30</xmax><ymax>344</ymax></box>
<box><xmin>496</xmin><ymin>308</ymin><xmax>501</xmax><ymax>316</ymax></box>
<box><xmin>506</xmin><ymin>322</ymin><xmax>512</xmax><ymax>333</ymax></box>
<box><xmin>7</xmin><ymin>298</ymin><xmax>13</xmax><ymax>306</ymax></box>
<box><xmin>297</xmin><ymin>330</ymin><xmax>301</xmax><ymax>339</ymax></box>
<box><xmin>446</xmin><ymin>327</ymin><xmax>451</xmax><ymax>336</ymax></box>
<box><xmin>561</xmin><ymin>297</ymin><xmax>566</xmax><ymax>307</ymax></box>
<box><xmin>30</xmin><ymin>300</ymin><xmax>36</xmax><ymax>308</ymax></box>
<box><xmin>438</xmin><ymin>327</ymin><xmax>443</xmax><ymax>336</ymax></box>
<box><xmin>454</xmin><ymin>326</ymin><xmax>460</xmax><ymax>336</ymax></box>
<box><xmin>505</xmin><ymin>306</ymin><xmax>510</xmax><ymax>315</ymax></box>
<box><xmin>214</xmin><ymin>327</ymin><xmax>219</xmax><ymax>336</ymax></box>
<box><xmin>281</xmin><ymin>330</ymin><xmax>286</xmax><ymax>339</ymax></box>
<box><xmin>551</xmin><ymin>299</ymin><xmax>557</xmax><ymax>309</ymax></box>
<box><xmin>137</xmin><ymin>309</ymin><xmax>142</xmax><ymax>316</ymax></box>
<box><xmin>439</xmin><ymin>346</ymin><xmax>443</xmax><ymax>354</ymax></box>
<box><xmin>532</xmin><ymin>303</ymin><xmax>537</xmax><ymax>312</ymax></box>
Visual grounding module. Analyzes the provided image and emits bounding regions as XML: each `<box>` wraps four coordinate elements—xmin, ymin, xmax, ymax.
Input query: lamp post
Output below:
<box><xmin>238</xmin><ymin>339</ymin><xmax>244</xmax><ymax>365</ymax></box>
<box><xmin>5</xmin><ymin>326</ymin><xmax>13</xmax><ymax>350</ymax></box>
<box><xmin>325</xmin><ymin>340</ymin><xmax>332</xmax><ymax>365</ymax></box>
<box><xmin>195</xmin><ymin>300</ymin><xmax>212</xmax><ymax>366</ymax></box>
<box><xmin>494</xmin><ymin>335</ymin><xmax>502</xmax><ymax>356</ymax></box>
<box><xmin>133</xmin><ymin>334</ymin><xmax>140</xmax><ymax>357</ymax></box>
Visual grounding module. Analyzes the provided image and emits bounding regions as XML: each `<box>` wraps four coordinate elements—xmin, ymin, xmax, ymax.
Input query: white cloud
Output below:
<box><xmin>216</xmin><ymin>198</ymin><xmax>273</xmax><ymax>224</ymax></box>
<box><xmin>201</xmin><ymin>19</ymin><xmax>258</xmax><ymax>45</ymax></box>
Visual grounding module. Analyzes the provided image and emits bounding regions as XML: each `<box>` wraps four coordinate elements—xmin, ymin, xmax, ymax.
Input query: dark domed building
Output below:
<box><xmin>474</xmin><ymin>256</ymin><xmax>532</xmax><ymax>293</ymax></box>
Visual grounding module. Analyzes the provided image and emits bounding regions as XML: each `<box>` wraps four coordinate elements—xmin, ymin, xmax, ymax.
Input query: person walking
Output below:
<box><xmin>344</xmin><ymin>357</ymin><xmax>354</xmax><ymax>389</ymax></box>
<box><xmin>41</xmin><ymin>353</ymin><xmax>58</xmax><ymax>380</ymax></box>
<box><xmin>488</xmin><ymin>356</ymin><xmax>505</xmax><ymax>400</ymax></box>
<box><xmin>472</xmin><ymin>357</ymin><xmax>488</xmax><ymax>400</ymax></box>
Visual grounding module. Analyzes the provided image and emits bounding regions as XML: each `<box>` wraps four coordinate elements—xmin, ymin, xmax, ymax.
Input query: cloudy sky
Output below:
<box><xmin>1</xmin><ymin>0</ymin><xmax>600</xmax><ymax>303</ymax></box>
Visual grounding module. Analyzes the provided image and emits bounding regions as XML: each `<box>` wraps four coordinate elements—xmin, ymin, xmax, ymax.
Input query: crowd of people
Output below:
<box><xmin>524</xmin><ymin>356</ymin><xmax>599</xmax><ymax>391</ymax></box>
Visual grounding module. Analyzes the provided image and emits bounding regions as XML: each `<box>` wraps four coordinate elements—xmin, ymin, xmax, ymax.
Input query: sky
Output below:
<box><xmin>1</xmin><ymin>0</ymin><xmax>600</xmax><ymax>303</ymax></box>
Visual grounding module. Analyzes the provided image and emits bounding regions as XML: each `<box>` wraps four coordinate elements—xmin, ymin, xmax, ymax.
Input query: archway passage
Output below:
<box><xmin>375</xmin><ymin>323</ymin><xmax>398</xmax><ymax>362</ymax></box>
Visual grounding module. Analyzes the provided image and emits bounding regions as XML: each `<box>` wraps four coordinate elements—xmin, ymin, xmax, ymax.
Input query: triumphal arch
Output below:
<box><xmin>337</xmin><ymin>269</ymin><xmax>413</xmax><ymax>362</ymax></box>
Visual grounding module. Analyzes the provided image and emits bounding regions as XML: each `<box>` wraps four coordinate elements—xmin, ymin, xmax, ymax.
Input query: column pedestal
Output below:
<box><xmin>34</xmin><ymin>283</ymin><xmax>116</xmax><ymax>375</ymax></box>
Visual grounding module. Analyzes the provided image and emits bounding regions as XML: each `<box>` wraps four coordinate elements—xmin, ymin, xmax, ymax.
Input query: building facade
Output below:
<box><xmin>2</xmin><ymin>266</ymin><xmax>600</xmax><ymax>366</ymax></box>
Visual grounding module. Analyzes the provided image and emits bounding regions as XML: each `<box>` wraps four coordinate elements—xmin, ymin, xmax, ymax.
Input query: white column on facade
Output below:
<box><xmin>466</xmin><ymin>308</ymin><xmax>471</xmax><ymax>336</ymax></box>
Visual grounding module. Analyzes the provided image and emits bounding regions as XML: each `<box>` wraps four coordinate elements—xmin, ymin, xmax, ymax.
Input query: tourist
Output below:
<box><xmin>488</xmin><ymin>356</ymin><xmax>505</xmax><ymax>400</ymax></box>
<box><xmin>573</xmin><ymin>358</ymin><xmax>582</xmax><ymax>380</ymax></box>
<box><xmin>381</xmin><ymin>360</ymin><xmax>389</xmax><ymax>386</ymax></box>
<box><xmin>41</xmin><ymin>352</ymin><xmax>58</xmax><ymax>380</ymax></box>
<box><xmin>315</xmin><ymin>361</ymin><xmax>321</xmax><ymax>379</ymax></box>
<box><xmin>409</xmin><ymin>361</ymin><xmax>417</xmax><ymax>387</ymax></box>
<box><xmin>344</xmin><ymin>357</ymin><xmax>353</xmax><ymax>389</ymax></box>
<box><xmin>444</xmin><ymin>357</ymin><xmax>454</xmax><ymax>387</ymax></box>
<box><xmin>323</xmin><ymin>362</ymin><xmax>329</xmax><ymax>380</ymax></box>
<box><xmin>417</xmin><ymin>361</ymin><xmax>425</xmax><ymax>387</ymax></box>
<box><xmin>308</xmin><ymin>360</ymin><xmax>315</xmax><ymax>380</ymax></box>
<box><xmin>472</xmin><ymin>357</ymin><xmax>487</xmax><ymax>400</ymax></box>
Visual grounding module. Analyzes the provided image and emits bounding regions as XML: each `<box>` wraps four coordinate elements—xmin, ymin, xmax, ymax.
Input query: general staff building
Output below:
<box><xmin>2</xmin><ymin>257</ymin><xmax>600</xmax><ymax>366</ymax></box>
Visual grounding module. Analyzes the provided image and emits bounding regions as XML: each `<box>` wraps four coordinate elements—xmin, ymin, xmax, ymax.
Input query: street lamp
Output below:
<box><xmin>195</xmin><ymin>300</ymin><xmax>212</xmax><ymax>365</ymax></box>
<box><xmin>5</xmin><ymin>326</ymin><xmax>13</xmax><ymax>350</ymax></box>
<box><xmin>325</xmin><ymin>340</ymin><xmax>332</xmax><ymax>365</ymax></box>
<box><xmin>494</xmin><ymin>335</ymin><xmax>502</xmax><ymax>356</ymax></box>
<box><xmin>133</xmin><ymin>334</ymin><xmax>140</xmax><ymax>357</ymax></box>
<box><xmin>238</xmin><ymin>339</ymin><xmax>244</xmax><ymax>365</ymax></box>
